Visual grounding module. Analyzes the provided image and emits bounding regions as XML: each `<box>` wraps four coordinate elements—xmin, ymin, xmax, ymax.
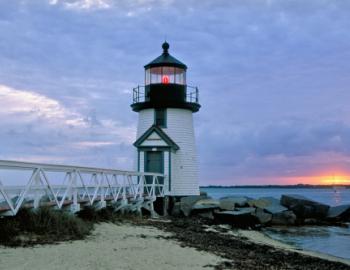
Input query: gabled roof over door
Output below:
<box><xmin>133</xmin><ymin>125</ymin><xmax>179</xmax><ymax>151</ymax></box>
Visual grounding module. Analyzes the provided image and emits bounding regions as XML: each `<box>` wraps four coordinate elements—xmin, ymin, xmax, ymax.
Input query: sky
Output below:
<box><xmin>0</xmin><ymin>0</ymin><xmax>350</xmax><ymax>185</ymax></box>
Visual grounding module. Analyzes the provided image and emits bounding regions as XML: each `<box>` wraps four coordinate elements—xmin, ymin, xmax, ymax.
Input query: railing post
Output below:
<box><xmin>139</xmin><ymin>174</ymin><xmax>144</xmax><ymax>198</ymax></box>
<box><xmin>138</xmin><ymin>85</ymin><xmax>140</xmax><ymax>102</ymax></box>
<box><xmin>70</xmin><ymin>170</ymin><xmax>80</xmax><ymax>213</ymax></box>
<box><xmin>100</xmin><ymin>172</ymin><xmax>105</xmax><ymax>203</ymax></box>
<box><xmin>33</xmin><ymin>169</ymin><xmax>42</xmax><ymax>209</ymax></box>
<box><xmin>152</xmin><ymin>175</ymin><xmax>156</xmax><ymax>199</ymax></box>
<box><xmin>120</xmin><ymin>175</ymin><xmax>128</xmax><ymax>214</ymax></box>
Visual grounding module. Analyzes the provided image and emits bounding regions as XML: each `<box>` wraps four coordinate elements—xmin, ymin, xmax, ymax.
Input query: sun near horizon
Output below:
<box><xmin>278</xmin><ymin>173</ymin><xmax>350</xmax><ymax>186</ymax></box>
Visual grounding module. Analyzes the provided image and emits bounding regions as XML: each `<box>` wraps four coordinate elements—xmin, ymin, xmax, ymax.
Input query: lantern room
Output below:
<box><xmin>131</xmin><ymin>42</ymin><xmax>200</xmax><ymax>113</ymax></box>
<box><xmin>145</xmin><ymin>66</ymin><xmax>186</xmax><ymax>85</ymax></box>
<box><xmin>144</xmin><ymin>42</ymin><xmax>186</xmax><ymax>86</ymax></box>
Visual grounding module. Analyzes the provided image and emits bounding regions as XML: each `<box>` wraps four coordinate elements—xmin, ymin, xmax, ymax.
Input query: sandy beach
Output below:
<box><xmin>0</xmin><ymin>222</ymin><xmax>224</xmax><ymax>270</ymax></box>
<box><xmin>1</xmin><ymin>217</ymin><xmax>350</xmax><ymax>270</ymax></box>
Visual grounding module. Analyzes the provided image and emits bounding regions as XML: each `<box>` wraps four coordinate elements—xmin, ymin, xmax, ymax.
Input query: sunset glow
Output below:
<box><xmin>318</xmin><ymin>174</ymin><xmax>350</xmax><ymax>185</ymax></box>
<box><xmin>286</xmin><ymin>173</ymin><xmax>350</xmax><ymax>185</ymax></box>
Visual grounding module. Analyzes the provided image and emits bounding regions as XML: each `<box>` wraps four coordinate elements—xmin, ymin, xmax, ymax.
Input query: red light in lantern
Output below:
<box><xmin>162</xmin><ymin>75</ymin><xmax>169</xmax><ymax>84</ymax></box>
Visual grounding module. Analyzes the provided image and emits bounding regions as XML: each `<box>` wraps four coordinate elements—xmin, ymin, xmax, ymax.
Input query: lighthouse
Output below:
<box><xmin>132</xmin><ymin>42</ymin><xmax>201</xmax><ymax>197</ymax></box>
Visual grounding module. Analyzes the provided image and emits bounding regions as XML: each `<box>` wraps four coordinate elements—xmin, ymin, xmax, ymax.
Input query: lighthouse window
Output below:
<box><xmin>145</xmin><ymin>69</ymin><xmax>151</xmax><ymax>85</ymax></box>
<box><xmin>154</xmin><ymin>109</ymin><xmax>167</xmax><ymax>127</ymax></box>
<box><xmin>161</xmin><ymin>67</ymin><xmax>175</xmax><ymax>84</ymax></box>
<box><xmin>174</xmin><ymin>67</ymin><xmax>186</xmax><ymax>85</ymax></box>
<box><xmin>150</xmin><ymin>67</ymin><xmax>162</xmax><ymax>84</ymax></box>
<box><xmin>146</xmin><ymin>67</ymin><xmax>186</xmax><ymax>85</ymax></box>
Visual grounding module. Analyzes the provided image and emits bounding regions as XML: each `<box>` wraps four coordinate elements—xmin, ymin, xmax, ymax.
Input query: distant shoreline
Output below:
<box><xmin>201</xmin><ymin>184</ymin><xmax>350</xmax><ymax>189</ymax></box>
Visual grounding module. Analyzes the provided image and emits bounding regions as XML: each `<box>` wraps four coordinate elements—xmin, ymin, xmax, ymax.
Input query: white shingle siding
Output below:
<box><xmin>139</xmin><ymin>151</ymin><xmax>144</xmax><ymax>172</ymax></box>
<box><xmin>136</xmin><ymin>108</ymin><xmax>199</xmax><ymax>196</ymax></box>
<box><xmin>166</xmin><ymin>109</ymin><xmax>199</xmax><ymax>196</ymax></box>
<box><xmin>136</xmin><ymin>109</ymin><xmax>154</xmax><ymax>138</ymax></box>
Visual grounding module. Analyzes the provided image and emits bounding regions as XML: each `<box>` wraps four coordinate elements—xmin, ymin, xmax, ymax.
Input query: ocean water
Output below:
<box><xmin>200</xmin><ymin>187</ymin><xmax>350</xmax><ymax>206</ymax></box>
<box><xmin>201</xmin><ymin>187</ymin><xmax>350</xmax><ymax>260</ymax></box>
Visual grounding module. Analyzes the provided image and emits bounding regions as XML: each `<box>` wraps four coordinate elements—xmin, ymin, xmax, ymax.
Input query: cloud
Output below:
<box><xmin>50</xmin><ymin>0</ymin><xmax>111</xmax><ymax>10</ymax></box>
<box><xmin>0</xmin><ymin>0</ymin><xmax>350</xmax><ymax>184</ymax></box>
<box><xmin>0</xmin><ymin>84</ymin><xmax>86</xmax><ymax>127</ymax></box>
<box><xmin>198</xmin><ymin>118</ymin><xmax>350</xmax><ymax>184</ymax></box>
<box><xmin>0</xmin><ymin>84</ymin><xmax>135</xmax><ymax>168</ymax></box>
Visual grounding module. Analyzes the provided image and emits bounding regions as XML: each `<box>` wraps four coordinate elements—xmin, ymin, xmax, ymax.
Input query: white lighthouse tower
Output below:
<box><xmin>132</xmin><ymin>42</ymin><xmax>201</xmax><ymax>196</ymax></box>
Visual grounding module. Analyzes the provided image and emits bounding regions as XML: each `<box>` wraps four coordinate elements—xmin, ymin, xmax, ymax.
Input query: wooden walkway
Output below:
<box><xmin>0</xmin><ymin>160</ymin><xmax>167</xmax><ymax>216</ymax></box>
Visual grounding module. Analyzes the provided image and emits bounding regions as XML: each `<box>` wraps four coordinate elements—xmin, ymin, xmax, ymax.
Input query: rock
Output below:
<box><xmin>200</xmin><ymin>191</ymin><xmax>208</xmax><ymax>197</ymax></box>
<box><xmin>304</xmin><ymin>218</ymin><xmax>319</xmax><ymax>225</ymax></box>
<box><xmin>192</xmin><ymin>199</ymin><xmax>220</xmax><ymax>210</ymax></box>
<box><xmin>281</xmin><ymin>194</ymin><xmax>330</xmax><ymax>219</ymax></box>
<box><xmin>171</xmin><ymin>202</ymin><xmax>182</xmax><ymax>216</ymax></box>
<box><xmin>228</xmin><ymin>207</ymin><xmax>256</xmax><ymax>215</ymax></box>
<box><xmin>214</xmin><ymin>208</ymin><xmax>258</xmax><ymax>228</ymax></box>
<box><xmin>253</xmin><ymin>208</ymin><xmax>272</xmax><ymax>224</ymax></box>
<box><xmin>219</xmin><ymin>196</ymin><xmax>249</xmax><ymax>210</ymax></box>
<box><xmin>271</xmin><ymin>210</ymin><xmax>296</xmax><ymax>225</ymax></box>
<box><xmin>191</xmin><ymin>199</ymin><xmax>219</xmax><ymax>219</ymax></box>
<box><xmin>180</xmin><ymin>195</ymin><xmax>207</xmax><ymax>216</ymax></box>
<box><xmin>247</xmin><ymin>197</ymin><xmax>288</xmax><ymax>214</ymax></box>
<box><xmin>264</xmin><ymin>204</ymin><xmax>288</xmax><ymax>215</ymax></box>
<box><xmin>327</xmin><ymin>204</ymin><xmax>350</xmax><ymax>221</ymax></box>
<box><xmin>248</xmin><ymin>198</ymin><xmax>271</xmax><ymax>208</ymax></box>
<box><xmin>198</xmin><ymin>211</ymin><xmax>215</xmax><ymax>219</ymax></box>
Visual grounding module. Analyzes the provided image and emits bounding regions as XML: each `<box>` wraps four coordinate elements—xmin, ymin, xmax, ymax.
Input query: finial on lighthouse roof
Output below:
<box><xmin>162</xmin><ymin>41</ymin><xmax>169</xmax><ymax>54</ymax></box>
<box><xmin>144</xmin><ymin>41</ymin><xmax>187</xmax><ymax>69</ymax></box>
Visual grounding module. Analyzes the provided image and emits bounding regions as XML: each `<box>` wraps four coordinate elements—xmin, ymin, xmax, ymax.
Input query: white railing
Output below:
<box><xmin>0</xmin><ymin>160</ymin><xmax>167</xmax><ymax>216</ymax></box>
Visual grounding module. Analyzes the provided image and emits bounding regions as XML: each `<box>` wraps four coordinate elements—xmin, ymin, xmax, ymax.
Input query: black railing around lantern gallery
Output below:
<box><xmin>132</xmin><ymin>85</ymin><xmax>199</xmax><ymax>104</ymax></box>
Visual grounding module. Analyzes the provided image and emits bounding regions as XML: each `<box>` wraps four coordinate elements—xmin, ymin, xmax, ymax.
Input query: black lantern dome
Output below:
<box><xmin>144</xmin><ymin>42</ymin><xmax>187</xmax><ymax>70</ymax></box>
<box><xmin>131</xmin><ymin>42</ymin><xmax>200</xmax><ymax>112</ymax></box>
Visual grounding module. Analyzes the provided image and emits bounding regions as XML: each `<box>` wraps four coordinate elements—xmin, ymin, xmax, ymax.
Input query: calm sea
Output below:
<box><xmin>201</xmin><ymin>187</ymin><xmax>350</xmax><ymax>260</ymax></box>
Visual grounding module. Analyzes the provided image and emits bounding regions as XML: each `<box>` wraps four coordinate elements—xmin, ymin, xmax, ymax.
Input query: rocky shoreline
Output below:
<box><xmin>170</xmin><ymin>193</ymin><xmax>350</xmax><ymax>228</ymax></box>
<box><xmin>141</xmin><ymin>192</ymin><xmax>350</xmax><ymax>269</ymax></box>
<box><xmin>140</xmin><ymin>216</ymin><xmax>350</xmax><ymax>270</ymax></box>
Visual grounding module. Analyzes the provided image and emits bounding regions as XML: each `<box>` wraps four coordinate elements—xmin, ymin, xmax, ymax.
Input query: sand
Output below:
<box><xmin>0</xmin><ymin>223</ymin><xmax>224</xmax><ymax>270</ymax></box>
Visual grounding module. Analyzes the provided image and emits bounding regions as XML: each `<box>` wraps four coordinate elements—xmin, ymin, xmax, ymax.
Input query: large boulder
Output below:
<box><xmin>248</xmin><ymin>198</ymin><xmax>273</xmax><ymax>208</ymax></box>
<box><xmin>281</xmin><ymin>194</ymin><xmax>330</xmax><ymax>220</ymax></box>
<box><xmin>327</xmin><ymin>204</ymin><xmax>350</xmax><ymax>221</ymax></box>
<box><xmin>253</xmin><ymin>208</ymin><xmax>272</xmax><ymax>224</ymax></box>
<box><xmin>264</xmin><ymin>204</ymin><xmax>288</xmax><ymax>215</ymax></box>
<box><xmin>271</xmin><ymin>210</ymin><xmax>297</xmax><ymax>225</ymax></box>
<box><xmin>214</xmin><ymin>208</ymin><xmax>258</xmax><ymax>228</ymax></box>
<box><xmin>248</xmin><ymin>197</ymin><xmax>288</xmax><ymax>214</ymax></box>
<box><xmin>219</xmin><ymin>196</ymin><xmax>249</xmax><ymax>210</ymax></box>
<box><xmin>192</xmin><ymin>199</ymin><xmax>220</xmax><ymax>219</ymax></box>
<box><xmin>180</xmin><ymin>195</ymin><xmax>208</xmax><ymax>216</ymax></box>
<box><xmin>192</xmin><ymin>199</ymin><xmax>220</xmax><ymax>210</ymax></box>
<box><xmin>197</xmin><ymin>211</ymin><xmax>215</xmax><ymax>220</ymax></box>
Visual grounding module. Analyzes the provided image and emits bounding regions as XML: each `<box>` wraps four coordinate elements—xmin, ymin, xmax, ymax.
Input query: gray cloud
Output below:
<box><xmin>0</xmin><ymin>0</ymin><xmax>350</xmax><ymax>184</ymax></box>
